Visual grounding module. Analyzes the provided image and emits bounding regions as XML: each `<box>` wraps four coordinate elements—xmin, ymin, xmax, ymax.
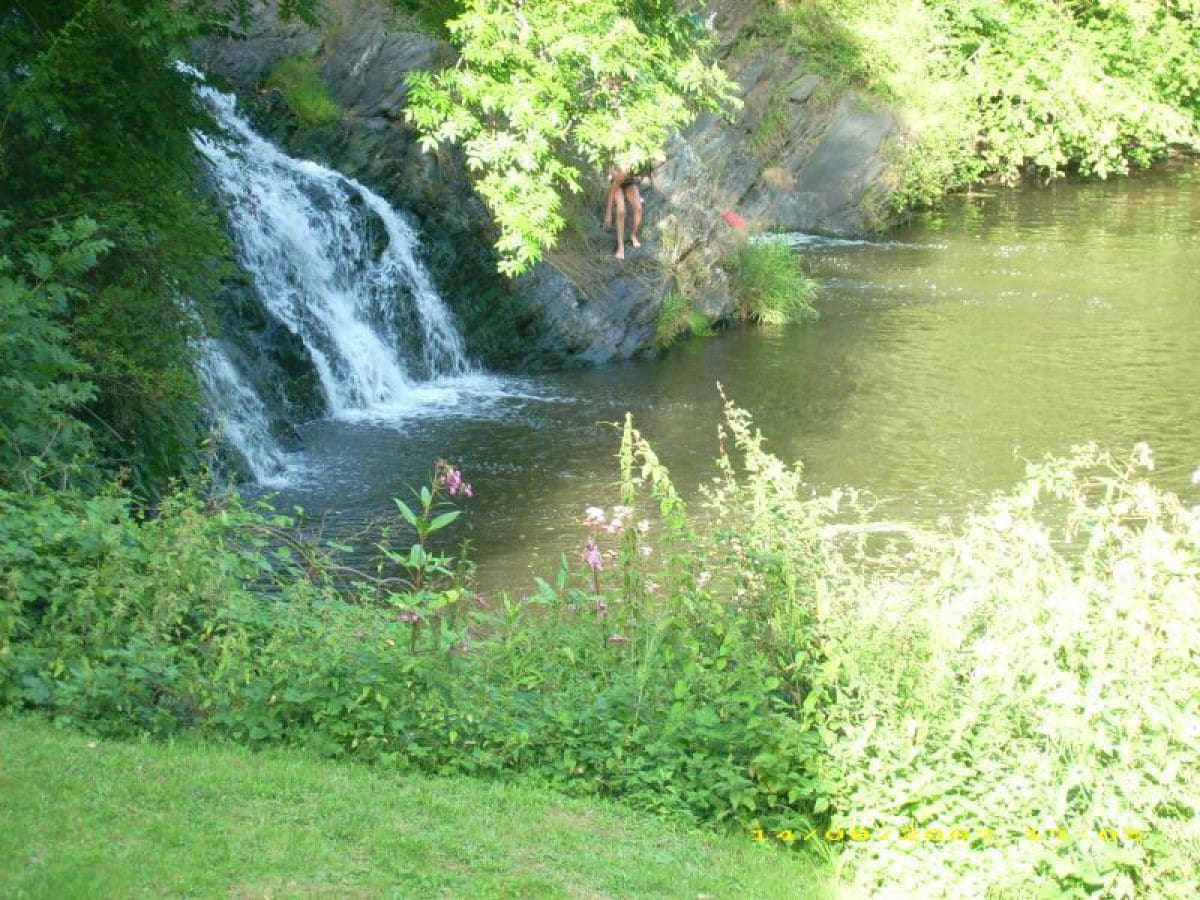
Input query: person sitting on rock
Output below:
<box><xmin>603</xmin><ymin>162</ymin><xmax>651</xmax><ymax>260</ymax></box>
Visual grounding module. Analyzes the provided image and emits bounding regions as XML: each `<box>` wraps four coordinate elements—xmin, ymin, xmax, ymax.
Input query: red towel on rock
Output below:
<box><xmin>722</xmin><ymin>209</ymin><xmax>748</xmax><ymax>230</ymax></box>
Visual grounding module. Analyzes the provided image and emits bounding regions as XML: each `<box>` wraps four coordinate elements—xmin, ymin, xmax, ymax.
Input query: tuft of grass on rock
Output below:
<box><xmin>265</xmin><ymin>56</ymin><xmax>341</xmax><ymax>129</ymax></box>
<box><xmin>654</xmin><ymin>290</ymin><xmax>692</xmax><ymax>347</ymax></box>
<box><xmin>689</xmin><ymin>310</ymin><xmax>716</xmax><ymax>337</ymax></box>
<box><xmin>727</xmin><ymin>238</ymin><xmax>819</xmax><ymax>325</ymax></box>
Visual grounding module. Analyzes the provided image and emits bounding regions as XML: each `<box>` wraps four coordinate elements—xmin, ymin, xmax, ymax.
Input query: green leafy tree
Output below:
<box><xmin>405</xmin><ymin>0</ymin><xmax>740</xmax><ymax>276</ymax></box>
<box><xmin>0</xmin><ymin>218</ymin><xmax>109</xmax><ymax>491</ymax></box>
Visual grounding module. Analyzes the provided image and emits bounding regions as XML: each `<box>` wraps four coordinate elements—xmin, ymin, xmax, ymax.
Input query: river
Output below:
<box><xmin>265</xmin><ymin>160</ymin><xmax>1200</xmax><ymax>593</ymax></box>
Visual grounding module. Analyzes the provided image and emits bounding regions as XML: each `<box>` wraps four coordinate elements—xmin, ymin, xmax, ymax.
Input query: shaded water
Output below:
<box><xmin>267</xmin><ymin>161</ymin><xmax>1200</xmax><ymax>592</ymax></box>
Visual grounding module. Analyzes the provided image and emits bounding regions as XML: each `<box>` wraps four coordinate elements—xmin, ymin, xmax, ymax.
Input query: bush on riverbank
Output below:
<box><xmin>727</xmin><ymin>238</ymin><xmax>819</xmax><ymax>325</ymax></box>
<box><xmin>753</xmin><ymin>0</ymin><xmax>1200</xmax><ymax>211</ymax></box>
<box><xmin>3</xmin><ymin>401</ymin><xmax>1198</xmax><ymax>897</ymax></box>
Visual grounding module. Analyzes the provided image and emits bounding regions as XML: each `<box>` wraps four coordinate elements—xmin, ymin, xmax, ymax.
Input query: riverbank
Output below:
<box><xmin>5</xmin><ymin>406</ymin><xmax>1198</xmax><ymax>898</ymax></box>
<box><xmin>4</xmin><ymin>5</ymin><xmax>1199</xmax><ymax>897</ymax></box>
<box><xmin>0</xmin><ymin>717</ymin><xmax>829</xmax><ymax>898</ymax></box>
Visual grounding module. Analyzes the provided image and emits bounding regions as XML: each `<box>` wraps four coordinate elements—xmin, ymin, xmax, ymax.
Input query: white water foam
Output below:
<box><xmin>194</xmin><ymin>339</ymin><xmax>296</xmax><ymax>487</ymax></box>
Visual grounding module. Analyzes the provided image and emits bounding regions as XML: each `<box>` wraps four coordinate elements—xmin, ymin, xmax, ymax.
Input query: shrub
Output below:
<box><xmin>0</xmin><ymin>219</ymin><xmax>107</xmax><ymax>492</ymax></box>
<box><xmin>265</xmin><ymin>56</ymin><xmax>341</xmax><ymax>129</ymax></box>
<box><xmin>727</xmin><ymin>238</ymin><xmax>818</xmax><ymax>325</ymax></box>
<box><xmin>403</xmin><ymin>0</ymin><xmax>740</xmax><ymax>275</ymax></box>
<box><xmin>1</xmin><ymin>0</ymin><xmax>283</xmax><ymax>496</ymax></box>
<box><xmin>804</xmin><ymin>441</ymin><xmax>1200</xmax><ymax>898</ymax></box>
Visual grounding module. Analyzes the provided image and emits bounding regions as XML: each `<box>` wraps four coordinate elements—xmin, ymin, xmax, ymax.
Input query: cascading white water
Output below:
<box><xmin>190</xmin><ymin>71</ymin><xmax>475</xmax><ymax>410</ymax></box>
<box><xmin>179</xmin><ymin>64</ymin><xmax>494</xmax><ymax>484</ymax></box>
<box><xmin>194</xmin><ymin>340</ymin><xmax>293</xmax><ymax>487</ymax></box>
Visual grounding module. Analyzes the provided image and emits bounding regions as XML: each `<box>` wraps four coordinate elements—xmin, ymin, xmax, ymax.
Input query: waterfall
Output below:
<box><xmin>195</xmin><ymin>340</ymin><xmax>293</xmax><ymax>487</ymax></box>
<box><xmin>180</xmin><ymin>64</ymin><xmax>488</xmax><ymax>483</ymax></box>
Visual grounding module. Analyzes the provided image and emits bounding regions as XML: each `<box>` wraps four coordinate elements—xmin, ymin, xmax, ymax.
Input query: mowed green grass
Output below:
<box><xmin>0</xmin><ymin>718</ymin><xmax>830</xmax><ymax>899</ymax></box>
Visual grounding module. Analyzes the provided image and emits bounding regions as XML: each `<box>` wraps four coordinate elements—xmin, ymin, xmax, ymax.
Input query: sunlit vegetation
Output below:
<box><xmin>727</xmin><ymin>238</ymin><xmax>819</xmax><ymax>325</ymax></box>
<box><xmin>751</xmin><ymin>0</ymin><xmax>1200</xmax><ymax>210</ymax></box>
<box><xmin>265</xmin><ymin>55</ymin><xmax>342</xmax><ymax>128</ymax></box>
<box><xmin>654</xmin><ymin>290</ymin><xmax>694</xmax><ymax>346</ymax></box>
<box><xmin>5</xmin><ymin>400</ymin><xmax>1196</xmax><ymax>896</ymax></box>
<box><xmin>404</xmin><ymin>0</ymin><xmax>740</xmax><ymax>275</ymax></box>
<box><xmin>4</xmin><ymin>2</ymin><xmax>1199</xmax><ymax>896</ymax></box>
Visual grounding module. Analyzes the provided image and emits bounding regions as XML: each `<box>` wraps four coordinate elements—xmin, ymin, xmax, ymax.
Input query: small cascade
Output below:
<box><xmin>194</xmin><ymin>340</ymin><xmax>292</xmax><ymax>487</ymax></box>
<box><xmin>179</xmin><ymin>64</ymin><xmax>488</xmax><ymax>483</ymax></box>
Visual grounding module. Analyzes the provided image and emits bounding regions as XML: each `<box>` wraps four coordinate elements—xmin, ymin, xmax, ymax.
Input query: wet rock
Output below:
<box><xmin>212</xmin><ymin>275</ymin><xmax>325</xmax><ymax>439</ymax></box>
<box><xmin>191</xmin><ymin>0</ymin><xmax>320</xmax><ymax>84</ymax></box>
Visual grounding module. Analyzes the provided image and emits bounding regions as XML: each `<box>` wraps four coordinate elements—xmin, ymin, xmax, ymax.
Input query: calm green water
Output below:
<box><xmin>270</xmin><ymin>161</ymin><xmax>1200</xmax><ymax>592</ymax></box>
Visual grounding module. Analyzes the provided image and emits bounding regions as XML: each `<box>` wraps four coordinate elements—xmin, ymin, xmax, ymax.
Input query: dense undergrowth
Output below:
<box><xmin>3</xmin><ymin>398</ymin><xmax>1197</xmax><ymax>898</ymax></box>
<box><xmin>752</xmin><ymin>0</ymin><xmax>1200</xmax><ymax>211</ymax></box>
<box><xmin>5</xmin><ymin>4</ymin><xmax>1200</xmax><ymax>897</ymax></box>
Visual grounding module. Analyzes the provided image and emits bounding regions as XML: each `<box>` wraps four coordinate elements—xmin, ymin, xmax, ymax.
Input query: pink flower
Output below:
<box><xmin>613</xmin><ymin>505</ymin><xmax>634</xmax><ymax>519</ymax></box>
<box><xmin>436</xmin><ymin>461</ymin><xmax>473</xmax><ymax>499</ymax></box>
<box><xmin>585</xmin><ymin>506</ymin><xmax>606</xmax><ymax>526</ymax></box>
<box><xmin>596</xmin><ymin>599</ymin><xmax>608</xmax><ymax>617</ymax></box>
<box><xmin>583</xmin><ymin>538</ymin><xmax>603</xmax><ymax>571</ymax></box>
<box><xmin>605</xmin><ymin>519</ymin><xmax>624</xmax><ymax>534</ymax></box>
<box><xmin>637</xmin><ymin>520</ymin><xmax>651</xmax><ymax>534</ymax></box>
<box><xmin>399</xmin><ymin>610</ymin><xmax>422</xmax><ymax>624</ymax></box>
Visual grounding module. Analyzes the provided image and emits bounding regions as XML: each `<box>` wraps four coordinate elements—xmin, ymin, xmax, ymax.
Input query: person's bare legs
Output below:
<box><xmin>603</xmin><ymin>176</ymin><xmax>619</xmax><ymax>230</ymax></box>
<box><xmin>613</xmin><ymin>188</ymin><xmax>627</xmax><ymax>259</ymax></box>
<box><xmin>624</xmin><ymin>184</ymin><xmax>643</xmax><ymax>248</ymax></box>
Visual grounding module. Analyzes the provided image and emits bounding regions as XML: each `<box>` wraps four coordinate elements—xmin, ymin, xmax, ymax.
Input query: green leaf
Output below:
<box><xmin>406</xmin><ymin>544</ymin><xmax>427</xmax><ymax>569</ymax></box>
<box><xmin>394</xmin><ymin>499</ymin><xmax>420</xmax><ymax>528</ymax></box>
<box><xmin>429</xmin><ymin>510</ymin><xmax>461</xmax><ymax>532</ymax></box>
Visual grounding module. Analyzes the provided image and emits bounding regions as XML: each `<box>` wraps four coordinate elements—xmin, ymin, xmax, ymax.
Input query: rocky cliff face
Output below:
<box><xmin>194</xmin><ymin>0</ymin><xmax>905</xmax><ymax>369</ymax></box>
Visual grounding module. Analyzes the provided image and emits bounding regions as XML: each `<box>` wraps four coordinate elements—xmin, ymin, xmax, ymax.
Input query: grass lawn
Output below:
<box><xmin>0</xmin><ymin>717</ymin><xmax>830</xmax><ymax>899</ymax></box>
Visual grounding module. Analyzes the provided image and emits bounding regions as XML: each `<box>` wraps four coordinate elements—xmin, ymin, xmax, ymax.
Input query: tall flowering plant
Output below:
<box><xmin>579</xmin><ymin>502</ymin><xmax>654</xmax><ymax>647</ymax></box>
<box><xmin>378</xmin><ymin>460</ymin><xmax>475</xmax><ymax>652</ymax></box>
